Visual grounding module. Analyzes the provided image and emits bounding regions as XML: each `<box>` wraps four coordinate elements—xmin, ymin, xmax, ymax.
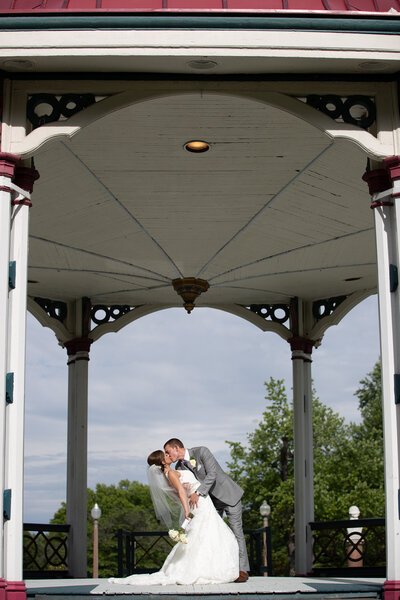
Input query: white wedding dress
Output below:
<box><xmin>108</xmin><ymin>470</ymin><xmax>239</xmax><ymax>585</ymax></box>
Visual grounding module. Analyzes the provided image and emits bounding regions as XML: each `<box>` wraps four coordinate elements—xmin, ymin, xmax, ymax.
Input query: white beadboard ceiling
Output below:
<box><xmin>28</xmin><ymin>92</ymin><xmax>376</xmax><ymax>309</ymax></box>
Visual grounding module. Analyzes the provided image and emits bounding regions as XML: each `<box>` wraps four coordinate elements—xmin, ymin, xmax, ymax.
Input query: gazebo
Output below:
<box><xmin>0</xmin><ymin>2</ymin><xmax>399</xmax><ymax>598</ymax></box>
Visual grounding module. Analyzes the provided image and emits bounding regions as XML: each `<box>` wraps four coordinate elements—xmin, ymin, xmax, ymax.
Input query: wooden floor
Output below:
<box><xmin>26</xmin><ymin>576</ymin><xmax>385</xmax><ymax>600</ymax></box>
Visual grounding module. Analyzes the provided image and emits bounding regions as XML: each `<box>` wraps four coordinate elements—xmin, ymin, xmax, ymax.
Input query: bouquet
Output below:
<box><xmin>168</xmin><ymin>513</ymin><xmax>194</xmax><ymax>544</ymax></box>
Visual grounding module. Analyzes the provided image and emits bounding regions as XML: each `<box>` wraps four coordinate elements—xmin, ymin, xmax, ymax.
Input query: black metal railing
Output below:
<box><xmin>310</xmin><ymin>518</ymin><xmax>385</xmax><ymax>577</ymax></box>
<box><xmin>23</xmin><ymin>523</ymin><xmax>70</xmax><ymax>579</ymax></box>
<box><xmin>117</xmin><ymin>527</ymin><xmax>272</xmax><ymax>577</ymax></box>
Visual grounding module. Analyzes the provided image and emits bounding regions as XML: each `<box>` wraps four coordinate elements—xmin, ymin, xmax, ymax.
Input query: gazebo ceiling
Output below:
<box><xmin>28</xmin><ymin>92</ymin><xmax>376</xmax><ymax>310</ymax></box>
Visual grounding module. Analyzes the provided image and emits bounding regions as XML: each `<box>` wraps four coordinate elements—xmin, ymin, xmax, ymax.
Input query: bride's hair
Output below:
<box><xmin>147</xmin><ymin>450</ymin><xmax>165</xmax><ymax>471</ymax></box>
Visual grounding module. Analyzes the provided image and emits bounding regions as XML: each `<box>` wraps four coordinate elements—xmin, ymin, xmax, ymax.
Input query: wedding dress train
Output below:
<box><xmin>108</xmin><ymin>470</ymin><xmax>239</xmax><ymax>585</ymax></box>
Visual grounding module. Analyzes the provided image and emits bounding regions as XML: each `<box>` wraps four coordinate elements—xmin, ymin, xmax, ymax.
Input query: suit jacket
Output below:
<box><xmin>176</xmin><ymin>446</ymin><xmax>243</xmax><ymax>507</ymax></box>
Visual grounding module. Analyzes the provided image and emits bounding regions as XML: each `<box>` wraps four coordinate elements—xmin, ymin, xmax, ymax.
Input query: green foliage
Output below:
<box><xmin>226</xmin><ymin>363</ymin><xmax>384</xmax><ymax>576</ymax></box>
<box><xmin>52</xmin><ymin>479</ymin><xmax>167</xmax><ymax>578</ymax></box>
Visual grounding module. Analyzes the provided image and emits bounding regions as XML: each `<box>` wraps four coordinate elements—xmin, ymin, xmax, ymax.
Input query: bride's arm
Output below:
<box><xmin>167</xmin><ymin>470</ymin><xmax>190</xmax><ymax>519</ymax></box>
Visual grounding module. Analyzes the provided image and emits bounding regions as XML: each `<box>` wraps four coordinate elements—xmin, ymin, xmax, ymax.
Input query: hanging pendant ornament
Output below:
<box><xmin>172</xmin><ymin>277</ymin><xmax>210</xmax><ymax>314</ymax></box>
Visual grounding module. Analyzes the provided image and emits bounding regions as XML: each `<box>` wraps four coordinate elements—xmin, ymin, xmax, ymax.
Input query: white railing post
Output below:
<box><xmin>346</xmin><ymin>505</ymin><xmax>363</xmax><ymax>567</ymax></box>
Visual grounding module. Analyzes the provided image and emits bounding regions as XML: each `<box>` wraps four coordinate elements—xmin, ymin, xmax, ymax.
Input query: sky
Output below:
<box><xmin>24</xmin><ymin>294</ymin><xmax>380</xmax><ymax>523</ymax></box>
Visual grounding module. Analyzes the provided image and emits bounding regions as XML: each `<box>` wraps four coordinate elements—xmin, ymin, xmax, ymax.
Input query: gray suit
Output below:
<box><xmin>176</xmin><ymin>446</ymin><xmax>250</xmax><ymax>572</ymax></box>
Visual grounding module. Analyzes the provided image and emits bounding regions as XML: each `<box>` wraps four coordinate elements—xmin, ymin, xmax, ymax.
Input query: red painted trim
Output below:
<box><xmin>384</xmin><ymin>156</ymin><xmax>400</xmax><ymax>182</ymax></box>
<box><xmin>6</xmin><ymin>581</ymin><xmax>26</xmax><ymax>600</ymax></box>
<box><xmin>0</xmin><ymin>154</ymin><xmax>20</xmax><ymax>179</ymax></box>
<box><xmin>383</xmin><ymin>580</ymin><xmax>400</xmax><ymax>600</ymax></box>
<box><xmin>64</xmin><ymin>336</ymin><xmax>93</xmax><ymax>355</ymax></box>
<box><xmin>0</xmin><ymin>185</ymin><xmax>12</xmax><ymax>193</ymax></box>
<box><xmin>11</xmin><ymin>199</ymin><xmax>32</xmax><ymax>207</ymax></box>
<box><xmin>362</xmin><ymin>168</ymin><xmax>391</xmax><ymax>195</ymax></box>
<box><xmin>0</xmin><ymin>4</ymin><xmax>399</xmax><ymax>12</ymax></box>
<box><xmin>371</xmin><ymin>200</ymin><xmax>394</xmax><ymax>209</ymax></box>
<box><xmin>288</xmin><ymin>336</ymin><xmax>314</xmax><ymax>354</ymax></box>
<box><xmin>0</xmin><ymin>83</ymin><xmax>3</xmax><ymax>152</ymax></box>
<box><xmin>13</xmin><ymin>166</ymin><xmax>40</xmax><ymax>193</ymax></box>
<box><xmin>0</xmin><ymin>579</ymin><xmax>6</xmax><ymax>600</ymax></box>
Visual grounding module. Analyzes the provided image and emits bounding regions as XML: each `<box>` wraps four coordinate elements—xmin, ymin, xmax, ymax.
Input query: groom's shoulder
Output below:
<box><xmin>190</xmin><ymin>446</ymin><xmax>212</xmax><ymax>458</ymax></box>
<box><xmin>193</xmin><ymin>446</ymin><xmax>217</xmax><ymax>459</ymax></box>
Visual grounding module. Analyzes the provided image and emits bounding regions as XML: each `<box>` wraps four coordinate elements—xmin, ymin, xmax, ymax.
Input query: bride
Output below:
<box><xmin>108</xmin><ymin>450</ymin><xmax>239</xmax><ymax>585</ymax></box>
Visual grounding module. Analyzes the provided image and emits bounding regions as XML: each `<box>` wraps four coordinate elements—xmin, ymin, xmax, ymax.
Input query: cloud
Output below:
<box><xmin>24</xmin><ymin>297</ymin><xmax>380</xmax><ymax>522</ymax></box>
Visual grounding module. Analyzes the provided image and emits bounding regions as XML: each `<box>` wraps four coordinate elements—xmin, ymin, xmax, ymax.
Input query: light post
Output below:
<box><xmin>91</xmin><ymin>503</ymin><xmax>102</xmax><ymax>578</ymax></box>
<box><xmin>259</xmin><ymin>500</ymin><xmax>271</xmax><ymax>576</ymax></box>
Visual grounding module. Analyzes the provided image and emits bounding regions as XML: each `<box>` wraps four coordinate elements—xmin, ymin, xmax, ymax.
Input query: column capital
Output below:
<box><xmin>362</xmin><ymin>169</ymin><xmax>392</xmax><ymax>196</ymax></box>
<box><xmin>0</xmin><ymin>153</ymin><xmax>20</xmax><ymax>179</ymax></box>
<box><xmin>65</xmin><ymin>337</ymin><xmax>93</xmax><ymax>358</ymax></box>
<box><xmin>288</xmin><ymin>336</ymin><xmax>314</xmax><ymax>354</ymax></box>
<box><xmin>12</xmin><ymin>166</ymin><xmax>40</xmax><ymax>206</ymax></box>
<box><xmin>13</xmin><ymin>166</ymin><xmax>40</xmax><ymax>194</ymax></box>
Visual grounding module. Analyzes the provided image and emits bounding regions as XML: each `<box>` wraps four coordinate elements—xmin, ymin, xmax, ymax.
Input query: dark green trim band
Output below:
<box><xmin>0</xmin><ymin>14</ymin><xmax>399</xmax><ymax>33</ymax></box>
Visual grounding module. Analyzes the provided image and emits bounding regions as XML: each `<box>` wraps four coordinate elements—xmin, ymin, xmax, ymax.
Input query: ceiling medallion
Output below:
<box><xmin>172</xmin><ymin>277</ymin><xmax>210</xmax><ymax>314</ymax></box>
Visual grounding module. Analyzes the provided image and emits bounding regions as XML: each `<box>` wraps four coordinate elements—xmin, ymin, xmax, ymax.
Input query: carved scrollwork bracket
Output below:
<box><xmin>34</xmin><ymin>297</ymin><xmax>68</xmax><ymax>323</ymax></box>
<box><xmin>312</xmin><ymin>295</ymin><xmax>347</xmax><ymax>321</ymax></box>
<box><xmin>90</xmin><ymin>304</ymin><xmax>135</xmax><ymax>326</ymax></box>
<box><xmin>304</xmin><ymin>95</ymin><xmax>376</xmax><ymax>130</ymax></box>
<box><xmin>247</xmin><ymin>303</ymin><xmax>290</xmax><ymax>325</ymax></box>
<box><xmin>27</xmin><ymin>94</ymin><xmax>98</xmax><ymax>129</ymax></box>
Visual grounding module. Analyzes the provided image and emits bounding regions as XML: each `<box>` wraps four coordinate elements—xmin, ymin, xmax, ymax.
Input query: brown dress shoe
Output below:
<box><xmin>234</xmin><ymin>571</ymin><xmax>249</xmax><ymax>583</ymax></box>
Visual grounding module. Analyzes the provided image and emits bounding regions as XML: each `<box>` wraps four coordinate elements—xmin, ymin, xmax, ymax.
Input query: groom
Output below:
<box><xmin>164</xmin><ymin>438</ymin><xmax>250</xmax><ymax>582</ymax></box>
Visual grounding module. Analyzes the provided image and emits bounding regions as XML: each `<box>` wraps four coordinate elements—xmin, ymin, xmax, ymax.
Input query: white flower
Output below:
<box><xmin>169</xmin><ymin>522</ymin><xmax>192</xmax><ymax>544</ymax></box>
<box><xmin>190</xmin><ymin>457</ymin><xmax>197</xmax><ymax>468</ymax></box>
<box><xmin>168</xmin><ymin>529</ymin><xmax>179</xmax><ymax>541</ymax></box>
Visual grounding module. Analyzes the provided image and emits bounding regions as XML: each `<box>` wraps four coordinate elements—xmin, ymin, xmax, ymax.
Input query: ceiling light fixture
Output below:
<box><xmin>3</xmin><ymin>59</ymin><xmax>35</xmax><ymax>70</ymax></box>
<box><xmin>185</xmin><ymin>140</ymin><xmax>210</xmax><ymax>153</ymax></box>
<box><xmin>358</xmin><ymin>61</ymin><xmax>389</xmax><ymax>71</ymax></box>
<box><xmin>187</xmin><ymin>60</ymin><xmax>218</xmax><ymax>70</ymax></box>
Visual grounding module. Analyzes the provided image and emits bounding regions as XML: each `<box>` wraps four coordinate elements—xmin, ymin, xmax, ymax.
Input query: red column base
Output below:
<box><xmin>6</xmin><ymin>581</ymin><xmax>26</xmax><ymax>600</ymax></box>
<box><xmin>384</xmin><ymin>580</ymin><xmax>400</xmax><ymax>600</ymax></box>
<box><xmin>0</xmin><ymin>579</ymin><xmax>6</xmax><ymax>600</ymax></box>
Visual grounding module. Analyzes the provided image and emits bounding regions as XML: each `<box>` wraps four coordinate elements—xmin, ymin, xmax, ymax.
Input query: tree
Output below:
<box><xmin>226</xmin><ymin>365</ymin><xmax>384</xmax><ymax>576</ymax></box>
<box><xmin>52</xmin><ymin>479</ymin><xmax>169</xmax><ymax>577</ymax></box>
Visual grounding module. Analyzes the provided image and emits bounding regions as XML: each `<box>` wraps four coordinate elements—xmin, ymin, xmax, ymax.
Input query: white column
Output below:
<box><xmin>65</xmin><ymin>338</ymin><xmax>92</xmax><ymax>578</ymax></box>
<box><xmin>364</xmin><ymin>163</ymin><xmax>400</xmax><ymax>591</ymax></box>
<box><xmin>303</xmin><ymin>356</ymin><xmax>314</xmax><ymax>571</ymax></box>
<box><xmin>0</xmin><ymin>154</ymin><xmax>20</xmax><ymax>600</ymax></box>
<box><xmin>290</xmin><ymin>336</ymin><xmax>314</xmax><ymax>576</ymax></box>
<box><xmin>5</xmin><ymin>167</ymin><xmax>39</xmax><ymax>591</ymax></box>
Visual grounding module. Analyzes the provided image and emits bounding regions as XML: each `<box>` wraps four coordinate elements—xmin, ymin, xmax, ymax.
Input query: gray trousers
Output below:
<box><xmin>212</xmin><ymin>496</ymin><xmax>250</xmax><ymax>572</ymax></box>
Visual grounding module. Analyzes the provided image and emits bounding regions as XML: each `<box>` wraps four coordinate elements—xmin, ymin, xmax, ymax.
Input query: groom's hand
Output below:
<box><xmin>189</xmin><ymin>492</ymin><xmax>199</xmax><ymax>509</ymax></box>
